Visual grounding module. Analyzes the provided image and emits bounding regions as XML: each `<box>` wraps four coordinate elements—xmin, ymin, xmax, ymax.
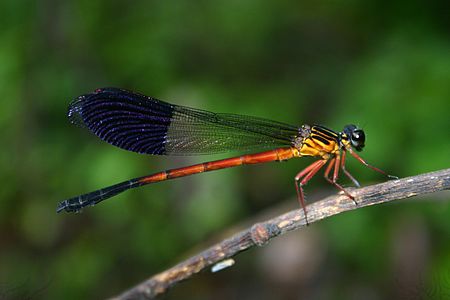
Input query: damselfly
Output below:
<box><xmin>57</xmin><ymin>88</ymin><xmax>395</xmax><ymax>223</ymax></box>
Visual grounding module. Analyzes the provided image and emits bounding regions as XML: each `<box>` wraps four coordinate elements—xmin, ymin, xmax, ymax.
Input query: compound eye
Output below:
<box><xmin>351</xmin><ymin>129</ymin><xmax>365</xmax><ymax>151</ymax></box>
<box><xmin>352</xmin><ymin>129</ymin><xmax>364</xmax><ymax>141</ymax></box>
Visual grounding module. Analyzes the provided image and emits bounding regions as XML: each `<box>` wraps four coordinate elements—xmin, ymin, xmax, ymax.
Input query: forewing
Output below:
<box><xmin>69</xmin><ymin>87</ymin><xmax>299</xmax><ymax>155</ymax></box>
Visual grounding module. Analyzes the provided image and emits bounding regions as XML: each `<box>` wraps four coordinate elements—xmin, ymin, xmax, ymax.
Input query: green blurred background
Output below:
<box><xmin>1</xmin><ymin>1</ymin><xmax>449</xmax><ymax>299</ymax></box>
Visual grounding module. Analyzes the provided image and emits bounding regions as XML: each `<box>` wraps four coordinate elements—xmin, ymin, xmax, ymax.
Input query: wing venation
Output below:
<box><xmin>68</xmin><ymin>87</ymin><xmax>299</xmax><ymax>155</ymax></box>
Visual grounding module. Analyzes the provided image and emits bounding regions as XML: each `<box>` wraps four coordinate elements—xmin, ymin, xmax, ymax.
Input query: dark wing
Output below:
<box><xmin>68</xmin><ymin>87</ymin><xmax>299</xmax><ymax>155</ymax></box>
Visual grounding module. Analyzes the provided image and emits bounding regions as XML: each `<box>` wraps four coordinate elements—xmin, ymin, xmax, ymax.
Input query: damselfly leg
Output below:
<box><xmin>294</xmin><ymin>160</ymin><xmax>327</xmax><ymax>224</ymax></box>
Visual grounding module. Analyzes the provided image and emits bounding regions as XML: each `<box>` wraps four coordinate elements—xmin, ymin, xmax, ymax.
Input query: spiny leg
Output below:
<box><xmin>347</xmin><ymin>148</ymin><xmax>398</xmax><ymax>179</ymax></box>
<box><xmin>340</xmin><ymin>149</ymin><xmax>360</xmax><ymax>187</ymax></box>
<box><xmin>294</xmin><ymin>160</ymin><xmax>327</xmax><ymax>225</ymax></box>
<box><xmin>323</xmin><ymin>154</ymin><xmax>357</xmax><ymax>205</ymax></box>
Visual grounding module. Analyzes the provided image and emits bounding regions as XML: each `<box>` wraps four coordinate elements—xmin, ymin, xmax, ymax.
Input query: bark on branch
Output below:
<box><xmin>112</xmin><ymin>168</ymin><xmax>450</xmax><ymax>300</ymax></box>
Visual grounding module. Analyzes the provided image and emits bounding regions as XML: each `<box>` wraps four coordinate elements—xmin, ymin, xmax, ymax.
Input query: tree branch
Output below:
<box><xmin>112</xmin><ymin>168</ymin><xmax>450</xmax><ymax>300</ymax></box>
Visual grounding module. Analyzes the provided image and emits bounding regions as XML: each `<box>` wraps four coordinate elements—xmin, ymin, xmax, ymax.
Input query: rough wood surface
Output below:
<box><xmin>112</xmin><ymin>168</ymin><xmax>450</xmax><ymax>300</ymax></box>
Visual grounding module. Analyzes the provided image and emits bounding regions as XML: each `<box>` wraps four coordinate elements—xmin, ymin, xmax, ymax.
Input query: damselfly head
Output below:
<box><xmin>343</xmin><ymin>124</ymin><xmax>365</xmax><ymax>152</ymax></box>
